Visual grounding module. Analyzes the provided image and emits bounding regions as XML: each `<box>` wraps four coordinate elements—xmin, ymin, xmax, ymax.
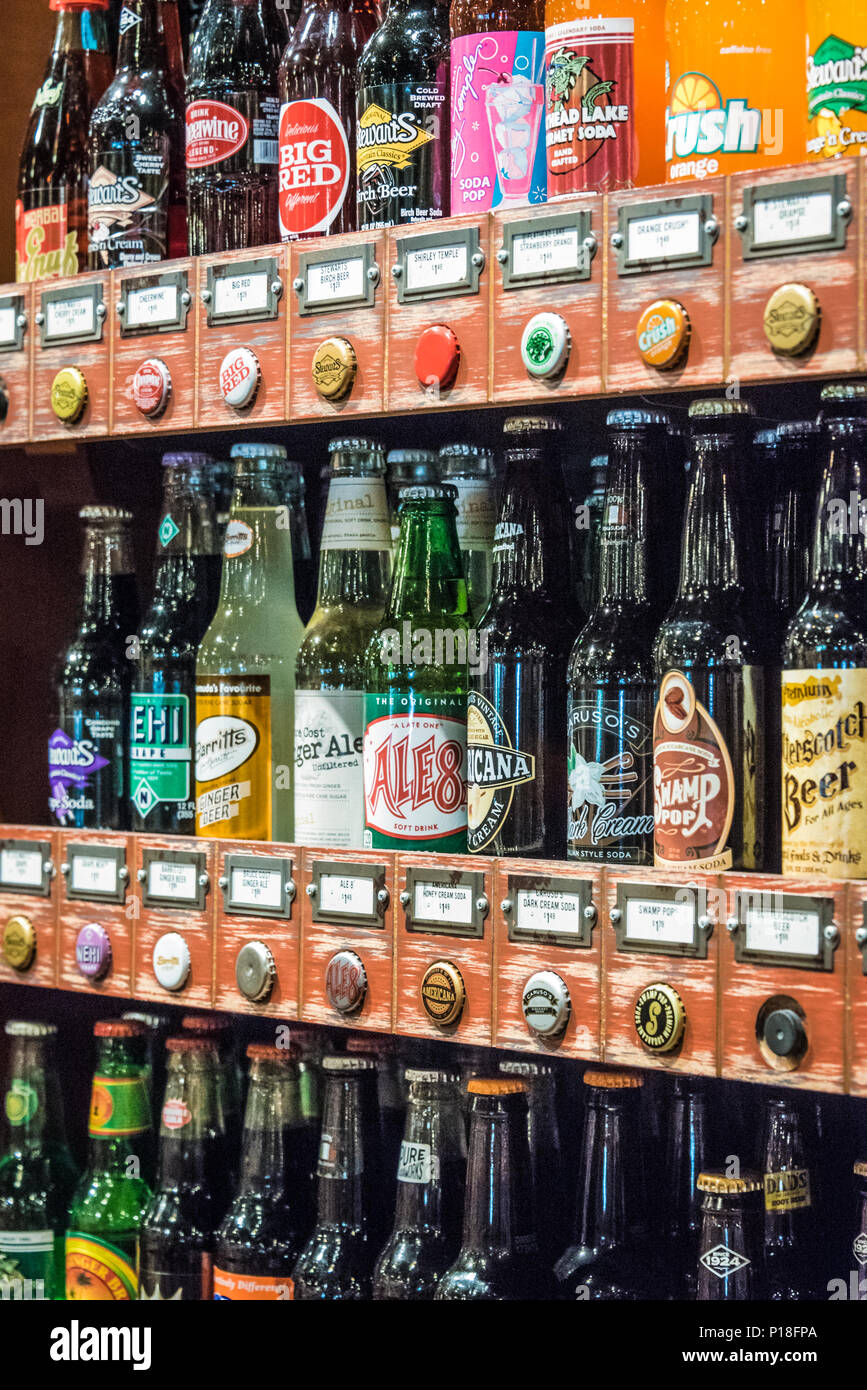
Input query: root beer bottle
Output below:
<box><xmin>652</xmin><ymin>399</ymin><xmax>765</xmax><ymax>872</ymax></box>
<box><xmin>695</xmin><ymin>1170</ymin><xmax>763</xmax><ymax>1301</ymax></box>
<box><xmin>663</xmin><ymin>1075</ymin><xmax>709</xmax><ymax>1299</ymax></box>
<box><xmin>500</xmin><ymin>1060</ymin><xmax>564</xmax><ymax>1262</ymax></box>
<box><xmin>762</xmin><ymin>1095</ymin><xmax>818</xmax><ymax>1300</ymax></box>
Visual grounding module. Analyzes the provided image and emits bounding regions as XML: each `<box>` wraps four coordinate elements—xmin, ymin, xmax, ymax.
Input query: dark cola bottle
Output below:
<box><xmin>181</xmin><ymin>1015</ymin><xmax>242</xmax><ymax>1188</ymax></box>
<box><xmin>695</xmin><ymin>1170</ymin><xmax>763</xmax><ymax>1300</ymax></box>
<box><xmin>762</xmin><ymin>1095</ymin><xmax>819</xmax><ymax>1300</ymax></box>
<box><xmin>663</xmin><ymin>1075</ymin><xmax>709</xmax><ymax>1299</ymax></box>
<box><xmin>17</xmin><ymin>0</ymin><xmax>114</xmax><ymax>280</ymax></box>
<box><xmin>87</xmin><ymin>0</ymin><xmax>186</xmax><ymax>267</ymax></box>
<box><xmin>500</xmin><ymin>1060</ymin><xmax>564</xmax><ymax>1263</ymax></box>
<box><xmin>373</xmin><ymin>1069</ymin><xmax>466</xmax><ymax>1300</ymax></box>
<box><xmin>186</xmin><ymin>0</ymin><xmax>284</xmax><ymax>253</ymax></box>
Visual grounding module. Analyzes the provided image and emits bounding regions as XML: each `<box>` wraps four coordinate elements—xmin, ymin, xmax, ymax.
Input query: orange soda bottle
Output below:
<box><xmin>665</xmin><ymin>0</ymin><xmax>806</xmax><ymax>182</ymax></box>
<box><xmin>806</xmin><ymin>0</ymin><xmax>867</xmax><ymax>159</ymax></box>
<box><xmin>544</xmin><ymin>0</ymin><xmax>666</xmax><ymax>195</ymax></box>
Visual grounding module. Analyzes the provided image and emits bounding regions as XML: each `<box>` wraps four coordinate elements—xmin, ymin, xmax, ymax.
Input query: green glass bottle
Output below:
<box><xmin>65</xmin><ymin>1020</ymin><xmax>153</xmax><ymax>1302</ymax></box>
<box><xmin>0</xmin><ymin>1022</ymin><xmax>79</xmax><ymax>1300</ymax></box>
<box><xmin>363</xmin><ymin>482</ymin><xmax>471</xmax><ymax>852</ymax></box>
<box><xmin>195</xmin><ymin>442</ymin><xmax>305</xmax><ymax>842</ymax></box>
<box><xmin>438</xmin><ymin>443</ymin><xmax>497</xmax><ymax>620</ymax></box>
<box><xmin>295</xmin><ymin>438</ymin><xmax>392</xmax><ymax>849</ymax></box>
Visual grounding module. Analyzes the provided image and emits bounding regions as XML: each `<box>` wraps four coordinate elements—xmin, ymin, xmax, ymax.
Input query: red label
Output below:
<box><xmin>278</xmin><ymin>98</ymin><xmax>350</xmax><ymax>238</ymax></box>
<box><xmin>186</xmin><ymin>100</ymin><xmax>249</xmax><ymax>168</ymax></box>
<box><xmin>161</xmin><ymin>1099</ymin><xmax>191</xmax><ymax>1130</ymax></box>
<box><xmin>132</xmin><ymin>360</ymin><xmax>170</xmax><ymax>416</ymax></box>
<box><xmin>545</xmin><ymin>18</ymin><xmax>635</xmax><ymax>193</ymax></box>
<box><xmin>213</xmin><ymin>1267</ymin><xmax>294</xmax><ymax>1300</ymax></box>
<box><xmin>652</xmin><ymin>669</ymin><xmax>734</xmax><ymax>870</ymax></box>
<box><xmin>16</xmin><ymin>199</ymin><xmax>79</xmax><ymax>282</ymax></box>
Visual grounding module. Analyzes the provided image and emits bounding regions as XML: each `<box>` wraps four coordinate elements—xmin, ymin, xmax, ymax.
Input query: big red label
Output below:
<box><xmin>652</xmin><ymin>668</ymin><xmax>735</xmax><ymax>870</ymax></box>
<box><xmin>278</xmin><ymin>98</ymin><xmax>350</xmax><ymax>238</ymax></box>
<box><xmin>363</xmin><ymin>691</ymin><xmax>467</xmax><ymax>851</ymax></box>
<box><xmin>186</xmin><ymin>100</ymin><xmax>249</xmax><ymax>168</ymax></box>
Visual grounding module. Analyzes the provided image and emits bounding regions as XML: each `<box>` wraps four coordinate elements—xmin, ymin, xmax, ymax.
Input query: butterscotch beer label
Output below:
<box><xmin>195</xmin><ymin>674</ymin><xmax>272</xmax><ymax>839</ymax></box>
<box><xmin>652</xmin><ymin>669</ymin><xmax>735</xmax><ymax>870</ymax></box>
<box><xmin>781</xmin><ymin>669</ymin><xmax>867</xmax><ymax>879</ymax></box>
<box><xmin>764</xmin><ymin>1167</ymin><xmax>811</xmax><ymax>1212</ymax></box>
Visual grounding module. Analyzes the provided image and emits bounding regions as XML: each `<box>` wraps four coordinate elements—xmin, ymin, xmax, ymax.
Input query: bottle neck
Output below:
<box><xmin>808</xmin><ymin>422</ymin><xmax>867</xmax><ymax>591</ymax></box>
<box><xmin>152</xmin><ymin>473</ymin><xmax>219</xmax><ymax>594</ymax></box>
<box><xmin>595</xmin><ymin>431</ymin><xmax>651</xmax><ymax>610</ymax></box>
<box><xmin>316</xmin><ymin>470</ymin><xmax>392</xmax><ymax>611</ymax></box>
<box><xmin>78</xmin><ymin>524</ymin><xmax>136</xmax><ymax>632</ymax></box>
<box><xmin>675</xmin><ymin>431</ymin><xmax>744</xmax><ymax>599</ymax></box>
<box><xmin>3</xmin><ymin>1038</ymin><xmax>58</xmax><ymax>1152</ymax></box>
<box><xmin>392</xmin><ymin>1084</ymin><xmax>465</xmax><ymax>1232</ymax></box>
<box><xmin>155</xmin><ymin>1054</ymin><xmax>223</xmax><ymax>1189</ymax></box>
<box><xmin>217</xmin><ymin>471</ymin><xmax>297</xmax><ymax>610</ymax></box>
<box><xmin>115</xmin><ymin>0</ymin><xmax>172</xmax><ymax>75</ymax></box>
<box><xmin>315</xmin><ymin>1076</ymin><xmax>365</xmax><ymax>1229</ymax></box>
<box><xmin>53</xmin><ymin>6</ymin><xmax>112</xmax><ymax>59</ymax></box>
<box><xmin>666</xmin><ymin>1083</ymin><xmax>707</xmax><ymax>1238</ymax></box>
<box><xmin>575</xmin><ymin>1090</ymin><xmax>632</xmax><ymax>1251</ymax></box>
<box><xmin>86</xmin><ymin>1037</ymin><xmax>150</xmax><ymax>1174</ymax></box>
<box><xmin>386</xmin><ymin>502</ymin><xmax>468</xmax><ymax>624</ymax></box>
<box><xmin>492</xmin><ymin>450</ymin><xmax>570</xmax><ymax>601</ymax></box>
<box><xmin>462</xmin><ymin>1095</ymin><xmax>532</xmax><ymax>1256</ymax></box>
<box><xmin>236</xmin><ymin>1062</ymin><xmax>301</xmax><ymax>1197</ymax></box>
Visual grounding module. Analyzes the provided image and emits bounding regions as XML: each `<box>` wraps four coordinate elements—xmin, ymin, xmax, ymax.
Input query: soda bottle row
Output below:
<box><xmin>16</xmin><ymin>0</ymin><xmax>866</xmax><ymax>280</ymax></box>
<box><xmin>3</xmin><ymin>1013</ymin><xmax>867</xmax><ymax>1300</ymax></box>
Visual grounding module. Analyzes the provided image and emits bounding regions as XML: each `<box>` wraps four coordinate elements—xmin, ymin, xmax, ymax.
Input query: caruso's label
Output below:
<box><xmin>450</xmin><ymin>31</ymin><xmax>547</xmax><ymax>214</ymax></box>
<box><xmin>652</xmin><ymin>669</ymin><xmax>735</xmax><ymax>871</ymax></box>
<box><xmin>195</xmin><ymin>675</ymin><xmax>272</xmax><ymax>839</ymax></box>
<box><xmin>363</xmin><ymin>691</ymin><xmax>467</xmax><ymax>851</ymax></box>
<box><xmin>781</xmin><ymin>669</ymin><xmax>867</xmax><ymax>878</ymax></box>
<box><xmin>567</xmin><ymin>691</ymin><xmax>654</xmax><ymax>864</ymax></box>
<box><xmin>294</xmin><ymin>690</ymin><xmax>365</xmax><ymax>849</ymax></box>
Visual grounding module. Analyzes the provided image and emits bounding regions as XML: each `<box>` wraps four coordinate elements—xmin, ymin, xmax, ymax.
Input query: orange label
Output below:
<box><xmin>195</xmin><ymin>674</ymin><xmax>272</xmax><ymax>839</ymax></box>
<box><xmin>213</xmin><ymin>1267</ymin><xmax>294</xmax><ymax>1300</ymax></box>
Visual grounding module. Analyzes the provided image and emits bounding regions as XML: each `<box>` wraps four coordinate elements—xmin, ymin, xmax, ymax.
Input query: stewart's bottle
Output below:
<box><xmin>356</xmin><ymin>0</ymin><xmax>450</xmax><ymax>228</ymax></box>
<box><xmin>65</xmin><ymin>1021</ymin><xmax>153</xmax><ymax>1301</ymax></box>
<box><xmin>363</xmin><ymin>482</ymin><xmax>470</xmax><ymax>853</ymax></box>
<box><xmin>295</xmin><ymin>439</ymin><xmax>392</xmax><ymax>849</ymax></box>
<box><xmin>277</xmin><ymin>0</ymin><xmax>361</xmax><ymax>240</ymax></box>
<box><xmin>87</xmin><ymin>0</ymin><xmax>187</xmax><ymax>267</ymax></box>
<box><xmin>651</xmin><ymin>399</ymin><xmax>765</xmax><ymax>872</ymax></box>
<box><xmin>17</xmin><ymin>0</ymin><xmax>114</xmax><ymax>281</ymax></box>
<box><xmin>185</xmin><ymin>0</ymin><xmax>284</xmax><ymax>255</ymax></box>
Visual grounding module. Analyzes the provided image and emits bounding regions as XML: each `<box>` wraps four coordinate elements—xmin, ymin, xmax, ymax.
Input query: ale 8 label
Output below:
<box><xmin>295</xmin><ymin>690</ymin><xmax>365</xmax><ymax>850</ymax></box>
<box><xmin>363</xmin><ymin>691</ymin><xmax>467</xmax><ymax>851</ymax></box>
<box><xmin>66</xmin><ymin>1233</ymin><xmax>138</xmax><ymax>1301</ymax></box>
<box><xmin>397</xmin><ymin>1140</ymin><xmax>440</xmax><ymax>1184</ymax></box>
<box><xmin>764</xmin><ymin>1167</ymin><xmax>811</xmax><ymax>1213</ymax></box>
<box><xmin>195</xmin><ymin>675</ymin><xmax>272</xmax><ymax>840</ymax></box>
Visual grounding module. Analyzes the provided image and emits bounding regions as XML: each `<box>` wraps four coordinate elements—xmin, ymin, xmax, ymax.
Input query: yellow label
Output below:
<box><xmin>781</xmin><ymin>668</ymin><xmax>867</xmax><ymax>878</ymax></box>
<box><xmin>195</xmin><ymin>674</ymin><xmax>272</xmax><ymax>839</ymax></box>
<box><xmin>764</xmin><ymin>1167</ymin><xmax>811</xmax><ymax>1212</ymax></box>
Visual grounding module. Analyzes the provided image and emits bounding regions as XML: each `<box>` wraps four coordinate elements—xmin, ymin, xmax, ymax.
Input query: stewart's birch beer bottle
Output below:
<box><xmin>363</xmin><ymin>483</ymin><xmax>470</xmax><ymax>852</ymax></box>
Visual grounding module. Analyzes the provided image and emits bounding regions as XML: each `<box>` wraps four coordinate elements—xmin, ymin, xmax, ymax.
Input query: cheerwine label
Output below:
<box><xmin>652</xmin><ymin>669</ymin><xmax>735</xmax><ymax>871</ymax></box>
<box><xmin>195</xmin><ymin>675</ymin><xmax>272</xmax><ymax>839</ymax></box>
<box><xmin>357</xmin><ymin>83</ymin><xmax>447</xmax><ymax>228</ymax></box>
<box><xmin>294</xmin><ymin>690</ymin><xmax>365</xmax><ymax>849</ymax></box>
<box><xmin>467</xmin><ymin>690</ymin><xmax>535</xmax><ymax>853</ymax></box>
<box><xmin>278</xmin><ymin>98</ymin><xmax>350</xmax><ymax>239</ymax></box>
<box><xmin>186</xmin><ymin>99</ymin><xmax>250</xmax><ymax>167</ymax></box>
<box><xmin>15</xmin><ymin>198</ymin><xmax>80</xmax><ymax>282</ymax></box>
<box><xmin>781</xmin><ymin>669</ymin><xmax>867</xmax><ymax>879</ymax></box>
<box><xmin>363</xmin><ymin>691</ymin><xmax>467</xmax><ymax>851</ymax></box>
<box><xmin>87</xmin><ymin>157</ymin><xmax>166</xmax><ymax>268</ymax></box>
<box><xmin>567</xmin><ymin>694</ymin><xmax>654</xmax><ymax>864</ymax></box>
<box><xmin>545</xmin><ymin>18</ymin><xmax>635</xmax><ymax>194</ymax></box>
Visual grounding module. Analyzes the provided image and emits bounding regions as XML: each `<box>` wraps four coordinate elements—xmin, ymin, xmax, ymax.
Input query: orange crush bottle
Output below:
<box><xmin>664</xmin><ymin>0</ymin><xmax>806</xmax><ymax>183</ymax></box>
<box><xmin>544</xmin><ymin>0</ymin><xmax>665</xmax><ymax>195</ymax></box>
<box><xmin>806</xmin><ymin>0</ymin><xmax>867</xmax><ymax>160</ymax></box>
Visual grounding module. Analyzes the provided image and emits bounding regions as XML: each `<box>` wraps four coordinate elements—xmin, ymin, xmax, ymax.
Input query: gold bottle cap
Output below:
<box><xmin>420</xmin><ymin>960</ymin><xmax>466</xmax><ymax>1027</ymax></box>
<box><xmin>635</xmin><ymin>299</ymin><xmax>691</xmax><ymax>370</ymax></box>
<box><xmin>467</xmin><ymin>1077</ymin><xmax>528</xmax><ymax>1096</ymax></box>
<box><xmin>697</xmin><ymin>1169</ymin><xmax>763</xmax><ymax>1195</ymax></box>
<box><xmin>583</xmin><ymin>1068</ymin><xmax>644</xmax><ymax>1089</ymax></box>
<box><xmin>634</xmin><ymin>981</ymin><xmax>685</xmax><ymax>1053</ymax></box>
<box><xmin>3</xmin><ymin>915</ymin><xmax>36</xmax><ymax>971</ymax></box>
<box><xmin>50</xmin><ymin>366</ymin><xmax>88</xmax><ymax>423</ymax></box>
<box><xmin>854</xmin><ymin>1161</ymin><xmax>867</xmax><ymax>1178</ymax></box>
<box><xmin>763</xmin><ymin>282</ymin><xmax>820</xmax><ymax>356</ymax></box>
<box><xmin>312</xmin><ymin>336</ymin><xmax>357</xmax><ymax>401</ymax></box>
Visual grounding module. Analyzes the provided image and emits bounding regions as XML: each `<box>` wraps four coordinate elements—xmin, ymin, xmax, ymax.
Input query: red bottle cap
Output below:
<box><xmin>132</xmin><ymin>357</ymin><xmax>172</xmax><ymax>418</ymax></box>
<box><xmin>93</xmin><ymin>1020</ymin><xmax>146</xmax><ymax>1038</ymax></box>
<box><xmin>50</xmin><ymin>0</ymin><xmax>110</xmax><ymax>9</ymax></box>
<box><xmin>414</xmin><ymin>324</ymin><xmax>460</xmax><ymax>391</ymax></box>
<box><xmin>165</xmin><ymin>1036</ymin><xmax>217</xmax><ymax>1054</ymax></box>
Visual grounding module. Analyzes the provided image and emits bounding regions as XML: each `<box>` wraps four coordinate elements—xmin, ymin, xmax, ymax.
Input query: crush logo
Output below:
<box><xmin>467</xmin><ymin>691</ymin><xmax>534</xmax><ymax>852</ymax></box>
<box><xmin>186</xmin><ymin>100</ymin><xmax>249</xmax><ymax>168</ymax></box>
<box><xmin>665</xmin><ymin>72</ymin><xmax>763</xmax><ymax>163</ymax></box>
<box><xmin>278</xmin><ymin>98</ymin><xmax>350</xmax><ymax>237</ymax></box>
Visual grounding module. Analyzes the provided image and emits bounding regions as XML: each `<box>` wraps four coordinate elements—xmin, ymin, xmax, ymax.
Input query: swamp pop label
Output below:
<box><xmin>652</xmin><ymin>669</ymin><xmax>734</xmax><ymax>870</ymax></box>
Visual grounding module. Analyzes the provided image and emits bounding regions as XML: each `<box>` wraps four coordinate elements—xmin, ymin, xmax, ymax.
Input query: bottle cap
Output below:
<box><xmin>162</xmin><ymin>451</ymin><xmax>214</xmax><ymax>469</ymax></box>
<box><xmin>697</xmin><ymin>1170</ymin><xmax>763</xmax><ymax>1195</ymax></box>
<box><xmin>635</xmin><ymin>299</ymin><xmax>691</xmax><ymax>370</ymax></box>
<box><xmin>763</xmin><ymin>283</ymin><xmax>820</xmax><ymax>356</ymax></box>
<box><xmin>503</xmin><ymin>414</ymin><xmax>562</xmax><ymax>435</ymax></box>
<box><xmin>346</xmin><ymin>1035</ymin><xmax>399</xmax><ymax>1055</ymax></box>
<box><xmin>634</xmin><ymin>982</ymin><xmax>685</xmax><ymax>1053</ymax></box>
<box><xmin>132</xmin><ymin>357</ymin><xmax>172</xmax><ymax>418</ymax></box>
<box><xmin>387</xmin><ymin>449</ymin><xmax>439</xmax><ymax>467</ymax></box>
<box><xmin>152</xmin><ymin>931</ymin><xmax>191</xmax><ymax>992</ymax></box>
<box><xmin>520</xmin><ymin>970</ymin><xmax>571</xmax><ymax>1038</ymax></box>
<box><xmin>324</xmin><ymin>949</ymin><xmax>367</xmax><ymax>1014</ymax></box>
<box><xmin>2</xmin><ymin>915</ymin><xmax>36</xmax><ymax>971</ymax></box>
<box><xmin>776</xmin><ymin>420</ymin><xmax>821</xmax><ymax>440</ymax></box>
<box><xmin>51</xmin><ymin>0</ymin><xmax>110</xmax><ymax>9</ymax></box>
<box><xmin>181</xmin><ymin>1014</ymin><xmax>230</xmax><ymax>1034</ymax></box>
<box><xmin>235</xmin><ymin>940</ymin><xmax>276</xmax><ymax>1003</ymax></box>
<box><xmin>405</xmin><ymin>1068</ymin><xmax>461</xmax><ymax>1084</ymax></box>
<box><xmin>438</xmin><ymin>444</ymin><xmax>496</xmax><ymax>479</ymax></box>
<box><xmin>420</xmin><ymin>960</ymin><xmax>466</xmax><ymax>1027</ymax></box>
<box><xmin>74</xmin><ymin>923</ymin><xmax>112</xmax><ymax>981</ymax></box>
<box><xmin>121</xmin><ymin>1011</ymin><xmax>170</xmax><ymax>1030</ymax></box>
<box><xmin>467</xmin><ymin>1078</ymin><xmax>528</xmax><ymax>1096</ymax></box>
<box><xmin>4</xmin><ymin>1021</ymin><xmax>57</xmax><ymax>1037</ymax></box>
<box><xmin>607</xmin><ymin>407</ymin><xmax>671</xmax><ymax>430</ymax></box>
<box><xmin>820</xmin><ymin>381</ymin><xmax>867</xmax><ymax>402</ymax></box>
<box><xmin>312</xmin><ymin>336</ymin><xmax>357</xmax><ymax>401</ymax></box>
<box><xmin>762</xmin><ymin>1008</ymin><xmax>806</xmax><ymax>1058</ymax></box>
<box><xmin>229</xmin><ymin>441</ymin><xmax>286</xmax><ymax>460</ymax></box>
<box><xmin>397</xmin><ymin>483</ymin><xmax>457</xmax><ymax>503</ymax></box>
<box><xmin>414</xmin><ymin>324</ymin><xmax>461</xmax><ymax>390</ymax></box>
<box><xmin>219</xmin><ymin>346</ymin><xmax>261</xmax><ymax>409</ymax></box>
<box><xmin>520</xmin><ymin>311</ymin><xmax>571</xmax><ymax>379</ymax></box>
<box><xmin>247</xmin><ymin>1042</ymin><xmax>297</xmax><ymax>1062</ymax></box>
<box><xmin>583</xmin><ymin>1068</ymin><xmax>644</xmax><ymax>1089</ymax></box>
<box><xmin>94</xmin><ymin>1019</ymin><xmax>146</xmax><ymax>1038</ymax></box>
<box><xmin>79</xmin><ymin>505</ymin><xmax>133</xmax><ymax>522</ymax></box>
<box><xmin>499</xmin><ymin>1059</ymin><xmax>553</xmax><ymax>1077</ymax></box>
<box><xmin>331</xmin><ymin>437</ymin><xmax>382</xmax><ymax>455</ymax></box>
<box><xmin>50</xmin><ymin>367</ymin><xmax>88</xmax><ymax>423</ymax></box>
<box><xmin>321</xmin><ymin>1054</ymin><xmax>377</xmax><ymax>1072</ymax></box>
<box><xmin>819</xmin><ymin>381</ymin><xmax>867</xmax><ymax>422</ymax></box>
<box><xmin>165</xmin><ymin>1035</ymin><xmax>217</xmax><ymax>1053</ymax></box>
<box><xmin>688</xmin><ymin>398</ymin><xmax>755</xmax><ymax>421</ymax></box>
<box><xmin>854</xmin><ymin>1161</ymin><xmax>867</xmax><ymax>1178</ymax></box>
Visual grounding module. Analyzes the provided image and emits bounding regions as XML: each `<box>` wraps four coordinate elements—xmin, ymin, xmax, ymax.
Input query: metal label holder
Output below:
<box><xmin>310</xmin><ymin>859</ymin><xmax>387</xmax><ymax>929</ymax></box>
<box><xmin>729</xmin><ymin>890</ymin><xmax>836</xmax><ymax>972</ymax></box>
<box><xmin>403</xmin><ymin>866</ymin><xmax>487</xmax><ymax>939</ymax></box>
<box><xmin>498</xmin><ymin>209</ymin><xmax>594</xmax><ymax>290</ymax></box>
<box><xmin>295</xmin><ymin>242</ymin><xmax>379</xmax><ymax>316</ymax></box>
<box><xmin>118</xmin><ymin>268</ymin><xmax>191</xmax><ymax>337</ymax></box>
<box><xmin>612</xmin><ymin>881</ymin><xmax>713</xmax><ymax>959</ymax></box>
<box><xmin>615</xmin><ymin>193</ymin><xmax>717</xmax><ymax>276</ymax></box>
<box><xmin>393</xmin><ymin>226</ymin><xmax>483</xmax><ymax>304</ymax></box>
<box><xmin>39</xmin><ymin>282</ymin><xmax>105</xmax><ymax>347</ymax></box>
<box><xmin>221</xmin><ymin>852</ymin><xmax>294</xmax><ymax>920</ymax></box>
<box><xmin>141</xmin><ymin>848</ymin><xmax>208</xmax><ymax>911</ymax></box>
<box><xmin>65</xmin><ymin>842</ymin><xmax>126</xmax><ymax>904</ymax></box>
<box><xmin>737</xmin><ymin>172</ymin><xmax>850</xmax><ymax>260</ymax></box>
<box><xmin>205</xmin><ymin>256</ymin><xmax>282</xmax><ymax>328</ymax></box>
<box><xmin>0</xmin><ymin>838</ymin><xmax>52</xmax><ymax>897</ymax></box>
<box><xmin>505</xmin><ymin>873</ymin><xmax>595</xmax><ymax>948</ymax></box>
<box><xmin>0</xmin><ymin>294</ymin><xmax>26</xmax><ymax>354</ymax></box>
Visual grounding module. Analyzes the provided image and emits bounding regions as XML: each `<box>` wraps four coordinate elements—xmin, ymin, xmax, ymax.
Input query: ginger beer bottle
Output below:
<box><xmin>195</xmin><ymin>443</ymin><xmax>304</xmax><ymax>841</ymax></box>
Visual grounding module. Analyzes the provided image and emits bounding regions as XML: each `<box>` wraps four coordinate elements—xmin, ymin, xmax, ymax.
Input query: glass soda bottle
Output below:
<box><xmin>449</xmin><ymin>0</ymin><xmax>548</xmax><ymax>215</ymax></box>
<box><xmin>499</xmin><ymin>1060</ymin><xmax>563</xmax><ymax>1262</ymax></box>
<box><xmin>195</xmin><ymin>443</ymin><xmax>305</xmax><ymax>842</ymax></box>
<box><xmin>363</xmin><ymin>482</ymin><xmax>470</xmax><ymax>852</ymax></box>
<box><xmin>851</xmin><ymin>1160</ymin><xmax>867</xmax><ymax>1298</ymax></box>
<box><xmin>87</xmin><ymin>0</ymin><xmax>187</xmax><ymax>267</ymax></box>
<box><xmin>663</xmin><ymin>1075</ymin><xmax>709</xmax><ymax>1298</ymax></box>
<box><xmin>185</xmin><ymin>0</ymin><xmax>284</xmax><ymax>254</ymax></box>
<box><xmin>181</xmin><ymin>1014</ymin><xmax>242</xmax><ymax>1188</ymax></box>
<box><xmin>49</xmin><ymin>507</ymin><xmax>139</xmax><ymax>831</ymax></box>
<box><xmin>438</xmin><ymin>443</ymin><xmax>497</xmax><ymax>624</ymax></box>
<box><xmin>695</xmin><ymin>1169</ymin><xmax>763</xmax><ymax>1300</ymax></box>
<box><xmin>762</xmin><ymin>1095</ymin><xmax>819</xmax><ymax>1299</ymax></box>
<box><xmin>213</xmin><ymin>1044</ymin><xmax>308</xmax><ymax>1300</ymax></box>
<box><xmin>295</xmin><ymin>439</ymin><xmax>392</xmax><ymax>850</ymax></box>
<box><xmin>386</xmin><ymin>449</ymin><xmax>440</xmax><ymax>543</ymax></box>
<box><xmin>283</xmin><ymin>459</ymin><xmax>316</xmax><ymax>625</ymax></box>
<box><xmin>0</xmin><ymin>1022</ymin><xmax>79</xmax><ymax>1301</ymax></box>
<box><xmin>131</xmin><ymin>453</ymin><xmax>220</xmax><ymax>834</ymax></box>
<box><xmin>16</xmin><ymin>0</ymin><xmax>114</xmax><ymax>281</ymax></box>
<box><xmin>66</xmin><ymin>1021</ymin><xmax>153</xmax><ymax>1301</ymax></box>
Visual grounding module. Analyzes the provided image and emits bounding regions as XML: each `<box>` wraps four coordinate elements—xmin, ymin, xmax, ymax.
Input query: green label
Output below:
<box><xmin>130</xmin><ymin>692</ymin><xmax>192</xmax><ymax>819</ymax></box>
<box><xmin>65</xmin><ymin>1231</ymin><xmax>138</xmax><ymax>1301</ymax></box>
<box><xmin>158</xmin><ymin>514</ymin><xmax>180</xmax><ymax>547</ymax></box>
<box><xmin>4</xmin><ymin>1080</ymin><xmax>38</xmax><ymax>1126</ymax></box>
<box><xmin>807</xmin><ymin>35</ymin><xmax>867</xmax><ymax>119</ymax></box>
<box><xmin>0</xmin><ymin>1230</ymin><xmax>57</xmax><ymax>1299</ymax></box>
<box><xmin>88</xmin><ymin>1075</ymin><xmax>151</xmax><ymax>1137</ymax></box>
<box><xmin>363</xmin><ymin>690</ymin><xmax>467</xmax><ymax>852</ymax></box>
